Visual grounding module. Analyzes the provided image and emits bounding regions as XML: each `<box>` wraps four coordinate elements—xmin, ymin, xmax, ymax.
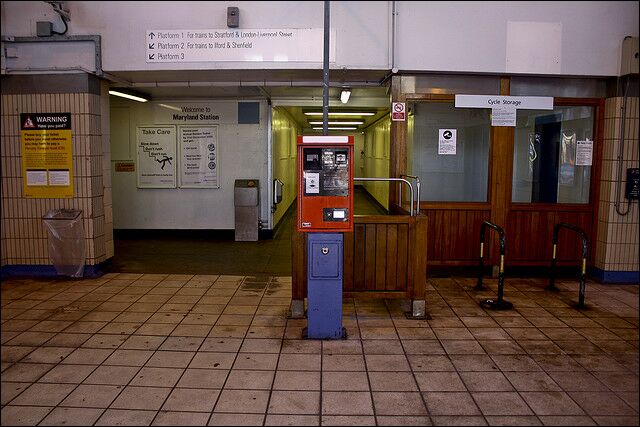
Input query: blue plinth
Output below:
<box><xmin>307</xmin><ymin>232</ymin><xmax>344</xmax><ymax>339</ymax></box>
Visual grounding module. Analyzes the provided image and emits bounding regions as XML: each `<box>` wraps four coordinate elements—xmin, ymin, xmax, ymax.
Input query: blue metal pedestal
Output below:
<box><xmin>305</xmin><ymin>233</ymin><xmax>346</xmax><ymax>339</ymax></box>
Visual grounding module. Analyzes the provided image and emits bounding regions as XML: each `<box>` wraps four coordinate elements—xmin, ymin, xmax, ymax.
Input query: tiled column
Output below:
<box><xmin>0</xmin><ymin>74</ymin><xmax>113</xmax><ymax>276</ymax></box>
<box><xmin>595</xmin><ymin>95</ymin><xmax>639</xmax><ymax>283</ymax></box>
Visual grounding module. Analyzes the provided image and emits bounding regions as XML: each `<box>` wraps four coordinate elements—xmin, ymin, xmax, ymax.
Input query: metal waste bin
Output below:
<box><xmin>42</xmin><ymin>209</ymin><xmax>85</xmax><ymax>278</ymax></box>
<box><xmin>234</xmin><ymin>179</ymin><xmax>259</xmax><ymax>241</ymax></box>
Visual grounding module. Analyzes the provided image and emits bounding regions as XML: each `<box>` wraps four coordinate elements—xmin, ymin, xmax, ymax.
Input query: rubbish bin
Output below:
<box><xmin>42</xmin><ymin>209</ymin><xmax>85</xmax><ymax>278</ymax></box>
<box><xmin>234</xmin><ymin>179</ymin><xmax>259</xmax><ymax>241</ymax></box>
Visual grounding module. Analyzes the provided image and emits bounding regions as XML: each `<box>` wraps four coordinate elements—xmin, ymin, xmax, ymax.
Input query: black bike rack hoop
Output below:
<box><xmin>475</xmin><ymin>220</ymin><xmax>513</xmax><ymax>310</ymax></box>
<box><xmin>546</xmin><ymin>222</ymin><xmax>589</xmax><ymax>308</ymax></box>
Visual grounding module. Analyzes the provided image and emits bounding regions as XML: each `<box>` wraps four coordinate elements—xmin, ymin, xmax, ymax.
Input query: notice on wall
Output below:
<box><xmin>179</xmin><ymin>126</ymin><xmax>219</xmax><ymax>188</ymax></box>
<box><xmin>136</xmin><ymin>126</ymin><xmax>177</xmax><ymax>188</ymax></box>
<box><xmin>146</xmin><ymin>29</ymin><xmax>335</xmax><ymax>63</ymax></box>
<box><xmin>20</xmin><ymin>113</ymin><xmax>73</xmax><ymax>198</ymax></box>
<box><xmin>438</xmin><ymin>129</ymin><xmax>457</xmax><ymax>155</ymax></box>
<box><xmin>575</xmin><ymin>139</ymin><xmax>593</xmax><ymax>166</ymax></box>
<box><xmin>391</xmin><ymin>102</ymin><xmax>406</xmax><ymax>121</ymax></box>
<box><xmin>491</xmin><ymin>105</ymin><xmax>517</xmax><ymax>127</ymax></box>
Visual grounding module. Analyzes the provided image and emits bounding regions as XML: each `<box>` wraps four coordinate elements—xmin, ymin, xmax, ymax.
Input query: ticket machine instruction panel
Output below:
<box><xmin>297</xmin><ymin>136</ymin><xmax>354</xmax><ymax>232</ymax></box>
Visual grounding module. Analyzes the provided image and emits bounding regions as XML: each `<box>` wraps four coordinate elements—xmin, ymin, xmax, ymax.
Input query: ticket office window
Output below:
<box><xmin>512</xmin><ymin>106</ymin><xmax>595</xmax><ymax>204</ymax></box>
<box><xmin>409</xmin><ymin>102</ymin><xmax>491</xmax><ymax>202</ymax></box>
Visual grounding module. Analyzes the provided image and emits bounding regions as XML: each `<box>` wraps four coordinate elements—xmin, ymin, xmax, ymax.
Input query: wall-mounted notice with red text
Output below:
<box><xmin>20</xmin><ymin>113</ymin><xmax>73</xmax><ymax>198</ymax></box>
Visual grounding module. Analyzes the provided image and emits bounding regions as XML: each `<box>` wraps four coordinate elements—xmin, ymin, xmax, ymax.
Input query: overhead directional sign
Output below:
<box><xmin>455</xmin><ymin>95</ymin><xmax>553</xmax><ymax>127</ymax></box>
<box><xmin>146</xmin><ymin>29</ymin><xmax>335</xmax><ymax>63</ymax></box>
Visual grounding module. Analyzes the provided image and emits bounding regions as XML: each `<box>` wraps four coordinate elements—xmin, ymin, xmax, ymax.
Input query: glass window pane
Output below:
<box><xmin>512</xmin><ymin>106</ymin><xmax>594</xmax><ymax>204</ymax></box>
<box><xmin>409</xmin><ymin>102</ymin><xmax>490</xmax><ymax>202</ymax></box>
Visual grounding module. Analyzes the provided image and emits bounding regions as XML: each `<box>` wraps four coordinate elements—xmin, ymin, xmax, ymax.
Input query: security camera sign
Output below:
<box><xmin>438</xmin><ymin>129</ymin><xmax>457</xmax><ymax>155</ymax></box>
<box><xmin>391</xmin><ymin>102</ymin><xmax>406</xmax><ymax>121</ymax></box>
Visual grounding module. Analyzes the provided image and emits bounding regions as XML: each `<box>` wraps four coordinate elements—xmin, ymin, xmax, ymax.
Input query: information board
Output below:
<box><xmin>136</xmin><ymin>125</ymin><xmax>177</xmax><ymax>188</ymax></box>
<box><xmin>20</xmin><ymin>113</ymin><xmax>73</xmax><ymax>198</ymax></box>
<box><xmin>179</xmin><ymin>126</ymin><xmax>219</xmax><ymax>188</ymax></box>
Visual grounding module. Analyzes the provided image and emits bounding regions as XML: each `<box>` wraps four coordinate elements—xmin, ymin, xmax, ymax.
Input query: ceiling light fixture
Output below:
<box><xmin>312</xmin><ymin>126</ymin><xmax>357</xmax><ymax>131</ymax></box>
<box><xmin>340</xmin><ymin>89</ymin><xmax>351</xmax><ymax>104</ymax></box>
<box><xmin>304</xmin><ymin>112</ymin><xmax>375</xmax><ymax>116</ymax></box>
<box><xmin>108</xmin><ymin>89</ymin><xmax>150</xmax><ymax>103</ymax></box>
<box><xmin>308</xmin><ymin>121</ymin><xmax>363</xmax><ymax>125</ymax></box>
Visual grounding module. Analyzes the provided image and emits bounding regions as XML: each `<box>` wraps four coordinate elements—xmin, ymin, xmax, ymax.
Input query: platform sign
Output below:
<box><xmin>136</xmin><ymin>125</ymin><xmax>177</xmax><ymax>188</ymax></box>
<box><xmin>20</xmin><ymin>113</ymin><xmax>73</xmax><ymax>198</ymax></box>
<box><xmin>146</xmin><ymin>29</ymin><xmax>335</xmax><ymax>63</ymax></box>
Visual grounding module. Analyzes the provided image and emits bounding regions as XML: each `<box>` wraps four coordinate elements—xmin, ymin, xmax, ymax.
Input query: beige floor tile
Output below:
<box><xmin>21</xmin><ymin>346</ymin><xmax>73</xmax><ymax>363</ymax></box>
<box><xmin>0</xmin><ymin>406</ymin><xmax>52</xmax><ymax>426</ymax></box>
<box><xmin>239</xmin><ymin>338</ymin><xmax>282</xmax><ymax>353</ymax></box>
<box><xmin>472</xmin><ymin>392</ymin><xmax>534</xmax><ymax>415</ymax></box>
<box><xmin>159</xmin><ymin>336</ymin><xmax>205</xmax><ymax>351</ymax></box>
<box><xmin>200</xmin><ymin>337</ymin><xmax>243</xmax><ymax>352</ymax></box>
<box><xmin>146</xmin><ymin>350</ymin><xmax>195</xmax><ymax>368</ymax></box>
<box><xmin>214</xmin><ymin>389</ymin><xmax>270</xmax><ymax>413</ymax></box>
<box><xmin>62</xmin><ymin>348</ymin><xmax>114</xmax><ymax>365</ymax></box>
<box><xmin>208</xmin><ymin>413</ymin><xmax>265</xmax><ymax>425</ymax></box>
<box><xmin>104</xmin><ymin>349</ymin><xmax>154</xmax><ymax>366</ymax></box>
<box><xmin>369</xmin><ymin>371</ymin><xmax>419</xmax><ymax>391</ymax></box>
<box><xmin>232</xmin><ymin>352</ymin><xmax>279</xmax><ymax>370</ymax></box>
<box><xmin>268</xmin><ymin>390</ymin><xmax>319</xmax><ymax>414</ymax></box>
<box><xmin>430</xmin><ymin>415</ymin><xmax>487</xmax><ymax>425</ymax></box>
<box><xmin>111</xmin><ymin>386</ymin><xmax>171</xmax><ymax>410</ymax></box>
<box><xmin>567</xmin><ymin>391</ymin><xmax>637</xmax><ymax>416</ymax></box>
<box><xmin>408</xmin><ymin>355</ymin><xmax>456</xmax><ymax>371</ymax></box>
<box><xmin>459</xmin><ymin>371</ymin><xmax>514</xmax><ymax>392</ymax></box>
<box><xmin>37</xmin><ymin>364</ymin><xmax>96</xmax><ymax>384</ymax></box>
<box><xmin>281</xmin><ymin>339</ymin><xmax>322</xmax><ymax>354</ymax></box>
<box><xmin>484</xmin><ymin>415</ymin><xmax>542</xmax><ymax>425</ymax></box>
<box><xmin>441</xmin><ymin>340</ymin><xmax>486</xmax><ymax>355</ymax></box>
<box><xmin>83</xmin><ymin>365</ymin><xmax>140</xmax><ymax>385</ymax></box>
<box><xmin>322</xmin><ymin>371</ymin><xmax>370</xmax><ymax>391</ymax></box>
<box><xmin>39</xmin><ymin>407</ymin><xmax>103</xmax><ymax>426</ymax></box>
<box><xmin>225</xmin><ymin>369</ymin><xmax>274</xmax><ymax>389</ymax></box>
<box><xmin>591</xmin><ymin>371</ymin><xmax>639</xmax><ymax>391</ymax></box>
<box><xmin>375</xmin><ymin>415</ymin><xmax>432</xmax><ymax>425</ymax></box>
<box><xmin>491</xmin><ymin>355</ymin><xmax>542</xmax><ymax>371</ymax></box>
<box><xmin>273</xmin><ymin>370</ymin><xmax>320</xmax><ymax>391</ymax></box>
<box><xmin>322</xmin><ymin>354</ymin><xmax>366</xmax><ymax>371</ymax></box>
<box><xmin>152</xmin><ymin>411</ymin><xmax>210</xmax><ymax>426</ymax></box>
<box><xmin>44</xmin><ymin>333</ymin><xmax>92</xmax><ymax>347</ymax></box>
<box><xmin>1</xmin><ymin>345</ymin><xmax>35</xmax><ymax>363</ymax></box>
<box><xmin>0</xmin><ymin>382</ymin><xmax>30</xmax><ymax>405</ymax></box>
<box><xmin>95</xmin><ymin>409</ymin><xmax>156</xmax><ymax>426</ymax></box>
<box><xmin>162</xmin><ymin>388</ymin><xmax>220</xmax><ymax>412</ymax></box>
<box><xmin>503</xmin><ymin>371</ymin><xmax>562</xmax><ymax>391</ymax></box>
<box><xmin>278</xmin><ymin>353</ymin><xmax>321</xmax><ymax>370</ymax></box>
<box><xmin>520</xmin><ymin>391</ymin><xmax>585</xmax><ymax>415</ymax></box>
<box><xmin>176</xmin><ymin>368</ymin><xmax>228</xmax><ymax>388</ymax></box>
<box><xmin>422</xmin><ymin>392</ymin><xmax>481</xmax><ymax>416</ymax></box>
<box><xmin>365</xmin><ymin>354</ymin><xmax>411</xmax><ymax>371</ymax></box>
<box><xmin>530</xmin><ymin>354</ymin><xmax>585</xmax><ymax>372</ymax></box>
<box><xmin>372</xmin><ymin>391</ymin><xmax>428</xmax><ymax>415</ymax></box>
<box><xmin>182</xmin><ymin>352</ymin><xmax>232</xmax><ymax>370</ymax></box>
<box><xmin>362</xmin><ymin>339</ymin><xmax>404</xmax><ymax>355</ymax></box>
<box><xmin>130</xmin><ymin>367</ymin><xmax>184</xmax><ymax>387</ymax></box>
<box><xmin>322</xmin><ymin>391</ymin><xmax>374</xmax><ymax>415</ymax></box>
<box><xmin>169</xmin><ymin>324</ymin><xmax>212</xmax><ymax>338</ymax></box>
<box><xmin>537</xmin><ymin>415</ymin><xmax>596</xmax><ymax>425</ymax></box>
<box><xmin>60</xmin><ymin>384</ymin><xmax>122</xmax><ymax>408</ymax></box>
<box><xmin>415</xmin><ymin>371</ymin><xmax>466</xmax><ymax>392</ymax></box>
<box><xmin>1</xmin><ymin>362</ymin><xmax>54</xmax><ymax>382</ymax></box>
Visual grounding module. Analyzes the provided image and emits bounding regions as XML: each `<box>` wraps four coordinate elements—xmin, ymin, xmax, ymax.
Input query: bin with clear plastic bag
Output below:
<box><xmin>42</xmin><ymin>209</ymin><xmax>85</xmax><ymax>278</ymax></box>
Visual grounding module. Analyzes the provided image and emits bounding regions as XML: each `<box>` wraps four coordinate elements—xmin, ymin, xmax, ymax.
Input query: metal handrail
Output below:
<box><xmin>546</xmin><ymin>222</ymin><xmax>589</xmax><ymax>308</ymax></box>
<box><xmin>400</xmin><ymin>174</ymin><xmax>421</xmax><ymax>215</ymax></box>
<box><xmin>354</xmin><ymin>177</ymin><xmax>414</xmax><ymax>216</ymax></box>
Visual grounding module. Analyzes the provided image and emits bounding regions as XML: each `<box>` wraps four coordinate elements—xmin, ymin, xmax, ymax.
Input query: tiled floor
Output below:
<box><xmin>1</xmin><ymin>274</ymin><xmax>638</xmax><ymax>426</ymax></box>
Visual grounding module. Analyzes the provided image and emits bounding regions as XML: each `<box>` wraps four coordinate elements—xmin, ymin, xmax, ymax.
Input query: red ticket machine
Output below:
<box><xmin>297</xmin><ymin>135</ymin><xmax>354</xmax><ymax>233</ymax></box>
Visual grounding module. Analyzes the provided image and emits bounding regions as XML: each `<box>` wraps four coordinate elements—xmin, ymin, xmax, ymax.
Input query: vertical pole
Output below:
<box><xmin>578</xmin><ymin>257</ymin><xmax>587</xmax><ymax>307</ymax></box>
<box><xmin>475</xmin><ymin>225</ymin><xmax>486</xmax><ymax>290</ymax></box>
<box><xmin>322</xmin><ymin>0</ymin><xmax>330</xmax><ymax>136</ymax></box>
<box><xmin>547</xmin><ymin>225</ymin><xmax>559</xmax><ymax>291</ymax></box>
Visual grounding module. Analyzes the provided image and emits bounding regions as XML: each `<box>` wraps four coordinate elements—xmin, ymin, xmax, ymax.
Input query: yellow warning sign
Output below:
<box><xmin>20</xmin><ymin>113</ymin><xmax>73</xmax><ymax>198</ymax></box>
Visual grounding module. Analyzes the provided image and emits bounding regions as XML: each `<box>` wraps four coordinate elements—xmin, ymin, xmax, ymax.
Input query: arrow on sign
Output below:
<box><xmin>149</xmin><ymin>32</ymin><xmax>155</xmax><ymax>39</ymax></box>
<box><xmin>148</xmin><ymin>54</ymin><xmax>155</xmax><ymax>60</ymax></box>
<box><xmin>148</xmin><ymin>43</ymin><xmax>155</xmax><ymax>49</ymax></box>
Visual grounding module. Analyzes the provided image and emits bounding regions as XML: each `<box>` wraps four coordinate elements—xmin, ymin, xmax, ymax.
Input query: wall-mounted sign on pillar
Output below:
<box><xmin>20</xmin><ymin>113</ymin><xmax>73</xmax><ymax>198</ymax></box>
<box><xmin>391</xmin><ymin>102</ymin><xmax>406</xmax><ymax>121</ymax></box>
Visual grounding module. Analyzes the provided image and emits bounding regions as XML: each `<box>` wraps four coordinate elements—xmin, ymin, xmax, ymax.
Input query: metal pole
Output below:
<box><xmin>323</xmin><ymin>0</ymin><xmax>330</xmax><ymax>136</ymax></box>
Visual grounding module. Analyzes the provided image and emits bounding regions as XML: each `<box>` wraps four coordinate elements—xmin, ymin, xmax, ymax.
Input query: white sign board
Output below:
<box><xmin>136</xmin><ymin>125</ymin><xmax>177</xmax><ymax>188</ymax></box>
<box><xmin>146</xmin><ymin>29</ymin><xmax>335</xmax><ymax>63</ymax></box>
<box><xmin>491</xmin><ymin>106</ymin><xmax>517</xmax><ymax>127</ymax></box>
<box><xmin>455</xmin><ymin>95</ymin><xmax>553</xmax><ymax>127</ymax></box>
<box><xmin>391</xmin><ymin>102</ymin><xmax>406</xmax><ymax>121</ymax></box>
<box><xmin>179</xmin><ymin>126</ymin><xmax>219</xmax><ymax>188</ymax></box>
<box><xmin>438</xmin><ymin>129</ymin><xmax>457</xmax><ymax>155</ymax></box>
<box><xmin>576</xmin><ymin>139</ymin><xmax>593</xmax><ymax>166</ymax></box>
<box><xmin>152</xmin><ymin>102</ymin><xmax>237</xmax><ymax>125</ymax></box>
